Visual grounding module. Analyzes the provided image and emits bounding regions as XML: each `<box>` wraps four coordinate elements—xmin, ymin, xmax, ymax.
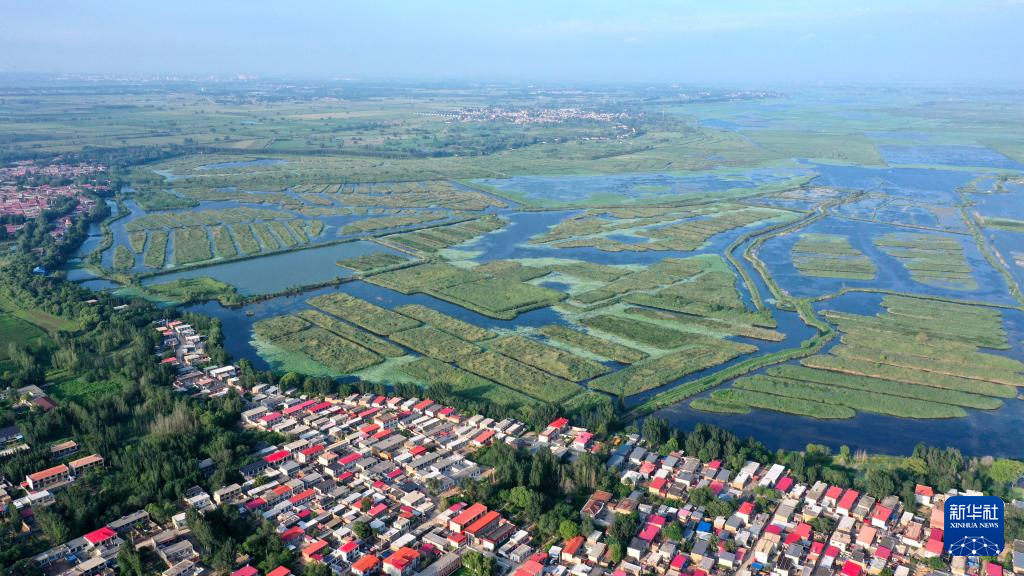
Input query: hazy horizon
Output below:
<box><xmin>2</xmin><ymin>0</ymin><xmax>1023</xmax><ymax>86</ymax></box>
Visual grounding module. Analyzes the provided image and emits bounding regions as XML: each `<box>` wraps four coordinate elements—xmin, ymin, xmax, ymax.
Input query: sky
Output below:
<box><xmin>2</xmin><ymin>0</ymin><xmax>1022</xmax><ymax>85</ymax></box>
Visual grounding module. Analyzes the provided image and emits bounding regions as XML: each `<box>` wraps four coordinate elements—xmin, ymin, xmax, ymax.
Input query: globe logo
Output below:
<box><xmin>946</xmin><ymin>536</ymin><xmax>1002</xmax><ymax>556</ymax></box>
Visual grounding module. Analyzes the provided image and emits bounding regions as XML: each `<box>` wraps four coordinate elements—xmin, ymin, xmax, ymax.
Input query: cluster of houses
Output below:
<box><xmin>7</xmin><ymin>317</ymin><xmax>1022</xmax><ymax>576</ymax></box>
<box><xmin>0</xmin><ymin>161</ymin><xmax>105</xmax><ymax>237</ymax></box>
<box><xmin>559</xmin><ymin>436</ymin><xmax>1024</xmax><ymax>576</ymax></box>
<box><xmin>155</xmin><ymin>320</ymin><xmax>246</xmax><ymax>398</ymax></box>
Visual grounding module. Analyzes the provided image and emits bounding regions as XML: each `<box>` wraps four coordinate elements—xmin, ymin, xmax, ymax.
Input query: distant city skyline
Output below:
<box><xmin>2</xmin><ymin>0</ymin><xmax>1022</xmax><ymax>85</ymax></box>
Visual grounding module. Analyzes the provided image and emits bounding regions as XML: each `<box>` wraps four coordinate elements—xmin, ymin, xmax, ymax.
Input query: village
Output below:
<box><xmin>0</xmin><ymin>160</ymin><xmax>106</xmax><ymax>238</ymax></box>
<box><xmin>2</xmin><ymin>321</ymin><xmax>1023</xmax><ymax>576</ymax></box>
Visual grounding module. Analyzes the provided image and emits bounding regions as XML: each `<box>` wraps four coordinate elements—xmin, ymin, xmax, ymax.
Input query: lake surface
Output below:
<box><xmin>141</xmin><ymin>240</ymin><xmax>402</xmax><ymax>296</ymax></box>
<box><xmin>473</xmin><ymin>167</ymin><xmax>811</xmax><ymax>205</ymax></box>
<box><xmin>76</xmin><ymin>161</ymin><xmax>1024</xmax><ymax>457</ymax></box>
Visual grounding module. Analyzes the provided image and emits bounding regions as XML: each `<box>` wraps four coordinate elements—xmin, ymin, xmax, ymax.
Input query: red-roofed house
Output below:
<box><xmin>352</xmin><ymin>556</ymin><xmax>380</xmax><ymax>576</ymax></box>
<box><xmin>465</xmin><ymin>510</ymin><xmax>501</xmax><ymax>537</ymax></box>
<box><xmin>513</xmin><ymin>560</ymin><xmax>545</xmax><ymax>576</ymax></box>
<box><xmin>737</xmin><ymin>501</ymin><xmax>755</xmax><ymax>523</ymax></box>
<box><xmin>267</xmin><ymin>567</ymin><xmax>291</xmax><ymax>576</ymax></box>
<box><xmin>84</xmin><ymin>526</ymin><xmax>118</xmax><ymax>546</ymax></box>
<box><xmin>824</xmin><ymin>486</ymin><xmax>843</xmax><ymax>507</ymax></box>
<box><xmin>915</xmin><ymin>484</ymin><xmax>935</xmax><ymax>505</ymax></box>
<box><xmin>573</xmin><ymin>432</ymin><xmax>594</xmax><ymax>450</ymax></box>
<box><xmin>289</xmin><ymin>488</ymin><xmax>316</xmax><ymax>506</ymax></box>
<box><xmin>562</xmin><ymin>536</ymin><xmax>585</xmax><ymax>562</ymax></box>
<box><xmin>871</xmin><ymin>504</ymin><xmax>892</xmax><ymax>528</ymax></box>
<box><xmin>837</xmin><ymin>490</ymin><xmax>860</xmax><ymax>516</ymax></box>
<box><xmin>450</xmin><ymin>503</ymin><xmax>487</xmax><ymax>532</ymax></box>
<box><xmin>339</xmin><ymin>452</ymin><xmax>362</xmax><ymax>467</ymax></box>
<box><xmin>841</xmin><ymin>560</ymin><xmax>862</xmax><ymax>576</ymax></box>
<box><xmin>298</xmin><ymin>445</ymin><xmax>325</xmax><ymax>464</ymax></box>
<box><xmin>264</xmin><ymin>450</ymin><xmax>291</xmax><ymax>464</ymax></box>
<box><xmin>473</xmin><ymin>430</ymin><xmax>495</xmax><ymax>446</ymax></box>
<box><xmin>232</xmin><ymin>566</ymin><xmax>259</xmax><ymax>576</ymax></box>
<box><xmin>284</xmin><ymin>399</ymin><xmax>317</xmax><ymax>415</ymax></box>
<box><xmin>383</xmin><ymin>547</ymin><xmax>420</xmax><ymax>576</ymax></box>
<box><xmin>26</xmin><ymin>464</ymin><xmax>70</xmax><ymax>491</ymax></box>
<box><xmin>548</xmin><ymin>417</ymin><xmax>569</xmax><ymax>430</ymax></box>
<box><xmin>649</xmin><ymin>476</ymin><xmax>668</xmax><ymax>496</ymax></box>
<box><xmin>259</xmin><ymin>412</ymin><xmax>283</xmax><ymax>427</ymax></box>
<box><xmin>303</xmin><ymin>540</ymin><xmax>330</xmax><ymax>561</ymax></box>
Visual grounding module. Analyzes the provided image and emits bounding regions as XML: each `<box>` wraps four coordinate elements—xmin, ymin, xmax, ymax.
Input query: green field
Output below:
<box><xmin>367</xmin><ymin>260</ymin><xmax>565</xmax><ymax>319</ymax></box>
<box><xmin>795</xmin><ymin>296</ymin><xmax>1023</xmax><ymax>407</ymax></box>
<box><xmin>172</xmin><ymin>227</ymin><xmax>214</xmax><ymax>265</ymax></box>
<box><xmin>0</xmin><ymin>311</ymin><xmax>52</xmax><ymax>367</ymax></box>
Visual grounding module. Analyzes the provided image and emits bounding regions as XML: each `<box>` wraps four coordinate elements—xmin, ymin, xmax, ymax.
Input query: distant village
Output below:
<box><xmin>0</xmin><ymin>160</ymin><xmax>107</xmax><ymax>238</ymax></box>
<box><xmin>2</xmin><ymin>321</ymin><xmax>1023</xmax><ymax>576</ymax></box>
<box><xmin>421</xmin><ymin>107</ymin><xmax>634</xmax><ymax>127</ymax></box>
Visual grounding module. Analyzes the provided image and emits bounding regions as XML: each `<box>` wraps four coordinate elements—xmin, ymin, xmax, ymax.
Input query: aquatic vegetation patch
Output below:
<box><xmin>394</xmin><ymin>304</ymin><xmax>496</xmax><ymax>342</ymax></box>
<box><xmin>398</xmin><ymin>357</ymin><xmax>536</xmax><ymax>408</ymax></box>
<box><xmin>308</xmin><ymin>293</ymin><xmax>421</xmax><ymax>336</ymax></box>
<box><xmin>790</xmin><ymin>233</ymin><xmax>876</xmax><ymax>280</ymax></box>
<box><xmin>143</xmin><ymin>230</ymin><xmax>169</xmax><ymax>268</ymax></box>
<box><xmin>588</xmin><ymin>340</ymin><xmax>756</xmax><ymax>396</ymax></box>
<box><xmin>172</xmin><ymin>226</ymin><xmax>214</xmax><ymax>265</ymax></box>
<box><xmin>537</xmin><ymin>324</ymin><xmax>648</xmax><ymax>364</ymax></box>
<box><xmin>112</xmin><ymin>245</ymin><xmax>135</xmax><ymax>271</ymax></box>
<box><xmin>210</xmin><ymin>225</ymin><xmax>237</xmax><ymax>258</ymax></box>
<box><xmin>381</xmin><ymin>214</ymin><xmax>506</xmax><ymax>254</ymax></box>
<box><xmin>726</xmin><ymin>374</ymin><xmax>966</xmax><ymax>419</ymax></box>
<box><xmin>336</xmin><ymin>252</ymin><xmax>411</xmax><ymax>273</ymax></box>
<box><xmin>460</xmin><ymin>351</ymin><xmax>581</xmax><ymax>404</ymax></box>
<box><xmin>389</xmin><ymin>325</ymin><xmax>482</xmax><ymax>363</ymax></box>
<box><xmin>489</xmin><ymin>334</ymin><xmax>611</xmax><ymax>382</ymax></box>
<box><xmin>873</xmin><ymin>232</ymin><xmax>977</xmax><ymax>290</ymax></box>
<box><xmin>296</xmin><ymin>309</ymin><xmax>406</xmax><ymax>358</ymax></box>
<box><xmin>623</xmin><ymin>307</ymin><xmax>785</xmax><ymax>342</ymax></box>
